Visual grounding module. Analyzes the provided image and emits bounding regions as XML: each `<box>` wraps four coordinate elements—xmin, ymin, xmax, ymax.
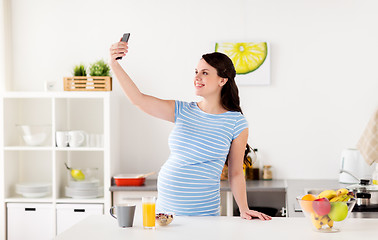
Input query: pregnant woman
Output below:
<box><xmin>109</xmin><ymin>39</ymin><xmax>271</xmax><ymax>221</ymax></box>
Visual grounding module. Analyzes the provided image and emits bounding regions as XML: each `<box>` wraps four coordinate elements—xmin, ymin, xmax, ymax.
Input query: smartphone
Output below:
<box><xmin>116</xmin><ymin>33</ymin><xmax>130</xmax><ymax>60</ymax></box>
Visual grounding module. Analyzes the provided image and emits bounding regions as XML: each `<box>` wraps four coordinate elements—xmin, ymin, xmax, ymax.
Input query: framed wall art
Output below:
<box><xmin>215</xmin><ymin>42</ymin><xmax>271</xmax><ymax>85</ymax></box>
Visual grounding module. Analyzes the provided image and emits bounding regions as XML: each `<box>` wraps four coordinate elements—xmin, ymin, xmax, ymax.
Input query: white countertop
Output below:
<box><xmin>109</xmin><ymin>179</ymin><xmax>287</xmax><ymax>192</ymax></box>
<box><xmin>55</xmin><ymin>215</ymin><xmax>378</xmax><ymax>240</ymax></box>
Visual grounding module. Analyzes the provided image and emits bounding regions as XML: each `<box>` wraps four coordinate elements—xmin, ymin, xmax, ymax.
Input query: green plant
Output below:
<box><xmin>73</xmin><ymin>64</ymin><xmax>87</xmax><ymax>76</ymax></box>
<box><xmin>89</xmin><ymin>59</ymin><xmax>110</xmax><ymax>76</ymax></box>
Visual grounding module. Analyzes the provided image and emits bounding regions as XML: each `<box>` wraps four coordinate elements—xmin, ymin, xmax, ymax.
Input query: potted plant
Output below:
<box><xmin>72</xmin><ymin>64</ymin><xmax>87</xmax><ymax>76</ymax></box>
<box><xmin>89</xmin><ymin>60</ymin><xmax>110</xmax><ymax>76</ymax></box>
<box><xmin>64</xmin><ymin>60</ymin><xmax>112</xmax><ymax>91</ymax></box>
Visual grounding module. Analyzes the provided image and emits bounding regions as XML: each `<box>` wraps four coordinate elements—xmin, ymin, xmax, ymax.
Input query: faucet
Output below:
<box><xmin>339</xmin><ymin>169</ymin><xmax>360</xmax><ymax>182</ymax></box>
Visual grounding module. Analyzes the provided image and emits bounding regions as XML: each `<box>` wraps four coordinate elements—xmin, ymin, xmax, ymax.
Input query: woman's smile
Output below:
<box><xmin>195</xmin><ymin>82</ymin><xmax>205</xmax><ymax>89</ymax></box>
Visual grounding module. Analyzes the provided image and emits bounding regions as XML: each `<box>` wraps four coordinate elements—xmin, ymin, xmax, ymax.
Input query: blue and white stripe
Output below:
<box><xmin>156</xmin><ymin>101</ymin><xmax>248</xmax><ymax>216</ymax></box>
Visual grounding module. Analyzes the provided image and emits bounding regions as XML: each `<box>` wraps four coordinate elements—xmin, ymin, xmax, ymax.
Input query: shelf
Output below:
<box><xmin>5</xmin><ymin>197</ymin><xmax>53</xmax><ymax>203</ymax></box>
<box><xmin>3</xmin><ymin>147</ymin><xmax>104</xmax><ymax>151</ymax></box>
<box><xmin>4</xmin><ymin>197</ymin><xmax>103</xmax><ymax>204</ymax></box>
<box><xmin>2</xmin><ymin>92</ymin><xmax>114</xmax><ymax>239</ymax></box>
<box><xmin>55</xmin><ymin>198</ymin><xmax>105</xmax><ymax>204</ymax></box>
<box><xmin>55</xmin><ymin>147</ymin><xmax>104</xmax><ymax>151</ymax></box>
<box><xmin>3</xmin><ymin>91</ymin><xmax>110</xmax><ymax>99</ymax></box>
<box><xmin>4</xmin><ymin>146</ymin><xmax>53</xmax><ymax>151</ymax></box>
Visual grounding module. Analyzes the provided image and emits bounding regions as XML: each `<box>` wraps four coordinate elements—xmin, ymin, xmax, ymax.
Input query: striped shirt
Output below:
<box><xmin>156</xmin><ymin>101</ymin><xmax>248</xmax><ymax>216</ymax></box>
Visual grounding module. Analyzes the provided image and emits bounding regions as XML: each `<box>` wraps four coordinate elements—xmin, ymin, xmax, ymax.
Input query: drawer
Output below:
<box><xmin>56</xmin><ymin>203</ymin><xmax>103</xmax><ymax>234</ymax></box>
<box><xmin>7</xmin><ymin>203</ymin><xmax>54</xmax><ymax>240</ymax></box>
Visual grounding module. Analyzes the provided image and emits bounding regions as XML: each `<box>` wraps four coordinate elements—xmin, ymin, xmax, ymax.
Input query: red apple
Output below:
<box><xmin>312</xmin><ymin>198</ymin><xmax>331</xmax><ymax>216</ymax></box>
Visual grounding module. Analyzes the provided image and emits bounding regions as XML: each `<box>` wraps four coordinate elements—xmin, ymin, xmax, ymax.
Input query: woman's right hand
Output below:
<box><xmin>109</xmin><ymin>39</ymin><xmax>128</xmax><ymax>64</ymax></box>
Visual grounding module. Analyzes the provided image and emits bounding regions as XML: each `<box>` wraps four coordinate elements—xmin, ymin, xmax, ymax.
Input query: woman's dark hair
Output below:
<box><xmin>202</xmin><ymin>52</ymin><xmax>251</xmax><ymax>166</ymax></box>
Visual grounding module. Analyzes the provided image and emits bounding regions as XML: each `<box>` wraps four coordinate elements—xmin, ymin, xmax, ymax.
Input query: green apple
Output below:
<box><xmin>328</xmin><ymin>202</ymin><xmax>348</xmax><ymax>221</ymax></box>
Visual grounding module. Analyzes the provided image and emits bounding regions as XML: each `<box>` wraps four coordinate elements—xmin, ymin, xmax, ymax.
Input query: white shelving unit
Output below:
<box><xmin>0</xmin><ymin>91</ymin><xmax>119</xmax><ymax>240</ymax></box>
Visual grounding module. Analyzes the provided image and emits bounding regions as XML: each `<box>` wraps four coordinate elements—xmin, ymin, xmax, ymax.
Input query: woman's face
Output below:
<box><xmin>194</xmin><ymin>59</ymin><xmax>226</xmax><ymax>97</ymax></box>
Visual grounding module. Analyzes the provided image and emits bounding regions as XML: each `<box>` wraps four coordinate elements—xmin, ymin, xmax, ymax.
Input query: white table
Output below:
<box><xmin>55</xmin><ymin>215</ymin><xmax>378</xmax><ymax>240</ymax></box>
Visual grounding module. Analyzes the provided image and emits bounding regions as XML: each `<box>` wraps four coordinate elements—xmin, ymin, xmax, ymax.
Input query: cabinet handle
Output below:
<box><xmin>121</xmin><ymin>197</ymin><xmax>142</xmax><ymax>201</ymax></box>
<box><xmin>74</xmin><ymin>209</ymin><xmax>86</xmax><ymax>212</ymax></box>
<box><xmin>280</xmin><ymin>207</ymin><xmax>287</xmax><ymax>217</ymax></box>
<box><xmin>25</xmin><ymin>208</ymin><xmax>36</xmax><ymax>211</ymax></box>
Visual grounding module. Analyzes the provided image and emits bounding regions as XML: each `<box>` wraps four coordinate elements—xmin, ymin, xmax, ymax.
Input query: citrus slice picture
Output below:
<box><xmin>215</xmin><ymin>42</ymin><xmax>268</xmax><ymax>75</ymax></box>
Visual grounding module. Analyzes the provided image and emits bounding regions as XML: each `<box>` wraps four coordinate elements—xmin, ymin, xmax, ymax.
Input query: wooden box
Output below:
<box><xmin>63</xmin><ymin>76</ymin><xmax>112</xmax><ymax>91</ymax></box>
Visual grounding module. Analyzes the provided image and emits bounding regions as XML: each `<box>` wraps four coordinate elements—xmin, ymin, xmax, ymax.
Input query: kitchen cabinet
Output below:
<box><xmin>0</xmin><ymin>92</ymin><xmax>120</xmax><ymax>240</ymax></box>
<box><xmin>56</xmin><ymin>203</ymin><xmax>103</xmax><ymax>234</ymax></box>
<box><xmin>7</xmin><ymin>203</ymin><xmax>54</xmax><ymax>240</ymax></box>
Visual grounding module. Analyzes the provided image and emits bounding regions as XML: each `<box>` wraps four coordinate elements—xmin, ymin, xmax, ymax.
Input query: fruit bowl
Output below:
<box><xmin>297</xmin><ymin>189</ymin><xmax>356</xmax><ymax>233</ymax></box>
<box><xmin>155</xmin><ymin>212</ymin><xmax>174</xmax><ymax>226</ymax></box>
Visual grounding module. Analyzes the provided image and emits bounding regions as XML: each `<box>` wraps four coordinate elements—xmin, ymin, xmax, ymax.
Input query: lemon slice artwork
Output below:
<box><xmin>215</xmin><ymin>42</ymin><xmax>268</xmax><ymax>75</ymax></box>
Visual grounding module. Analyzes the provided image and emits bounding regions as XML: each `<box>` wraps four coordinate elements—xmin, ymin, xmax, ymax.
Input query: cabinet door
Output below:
<box><xmin>56</xmin><ymin>204</ymin><xmax>103</xmax><ymax>234</ymax></box>
<box><xmin>7</xmin><ymin>203</ymin><xmax>54</xmax><ymax>240</ymax></box>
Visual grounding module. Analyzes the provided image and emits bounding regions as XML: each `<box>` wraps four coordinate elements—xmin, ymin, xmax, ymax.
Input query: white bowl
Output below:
<box><xmin>68</xmin><ymin>179</ymin><xmax>99</xmax><ymax>189</ymax></box>
<box><xmin>297</xmin><ymin>196</ymin><xmax>356</xmax><ymax>232</ymax></box>
<box><xmin>65</xmin><ymin>186</ymin><xmax>103</xmax><ymax>199</ymax></box>
<box><xmin>17</xmin><ymin>125</ymin><xmax>51</xmax><ymax>146</ymax></box>
<box><xmin>20</xmin><ymin>192</ymin><xmax>50</xmax><ymax>198</ymax></box>
<box><xmin>16</xmin><ymin>183</ymin><xmax>51</xmax><ymax>198</ymax></box>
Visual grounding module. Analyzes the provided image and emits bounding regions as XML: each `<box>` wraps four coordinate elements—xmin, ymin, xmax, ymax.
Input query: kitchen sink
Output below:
<box><xmin>304</xmin><ymin>188</ymin><xmax>325</xmax><ymax>196</ymax></box>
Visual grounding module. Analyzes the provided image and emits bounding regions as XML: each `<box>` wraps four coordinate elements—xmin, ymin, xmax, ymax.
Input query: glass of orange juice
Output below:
<box><xmin>142</xmin><ymin>196</ymin><xmax>156</xmax><ymax>229</ymax></box>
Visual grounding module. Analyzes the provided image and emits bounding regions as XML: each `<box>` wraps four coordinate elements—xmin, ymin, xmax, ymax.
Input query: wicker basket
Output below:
<box><xmin>63</xmin><ymin>76</ymin><xmax>112</xmax><ymax>91</ymax></box>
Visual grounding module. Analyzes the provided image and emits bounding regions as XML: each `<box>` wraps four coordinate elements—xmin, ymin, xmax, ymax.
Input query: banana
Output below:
<box><xmin>336</xmin><ymin>188</ymin><xmax>349</xmax><ymax>196</ymax></box>
<box><xmin>321</xmin><ymin>215</ymin><xmax>334</xmax><ymax>228</ymax></box>
<box><xmin>317</xmin><ymin>190</ymin><xmax>337</xmax><ymax>200</ymax></box>
<box><xmin>330</xmin><ymin>194</ymin><xmax>349</xmax><ymax>202</ymax></box>
<box><xmin>311</xmin><ymin>213</ymin><xmax>329</xmax><ymax>229</ymax></box>
<box><xmin>320</xmin><ymin>215</ymin><xmax>332</xmax><ymax>229</ymax></box>
<box><xmin>327</xmin><ymin>218</ymin><xmax>334</xmax><ymax>228</ymax></box>
<box><xmin>311</xmin><ymin>213</ymin><xmax>323</xmax><ymax>229</ymax></box>
<box><xmin>330</xmin><ymin>192</ymin><xmax>353</xmax><ymax>202</ymax></box>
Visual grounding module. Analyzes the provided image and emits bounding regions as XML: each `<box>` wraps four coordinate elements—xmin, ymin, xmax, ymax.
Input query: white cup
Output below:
<box><xmin>68</xmin><ymin>130</ymin><xmax>87</xmax><ymax>147</ymax></box>
<box><xmin>97</xmin><ymin>134</ymin><xmax>104</xmax><ymax>148</ymax></box>
<box><xmin>56</xmin><ymin>131</ymin><xmax>69</xmax><ymax>147</ymax></box>
<box><xmin>88</xmin><ymin>134</ymin><xmax>104</xmax><ymax>148</ymax></box>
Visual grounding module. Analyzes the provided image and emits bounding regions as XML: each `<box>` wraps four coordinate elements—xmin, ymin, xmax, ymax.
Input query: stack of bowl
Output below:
<box><xmin>65</xmin><ymin>167</ymin><xmax>103</xmax><ymax>199</ymax></box>
<box><xmin>16</xmin><ymin>183</ymin><xmax>51</xmax><ymax>198</ymax></box>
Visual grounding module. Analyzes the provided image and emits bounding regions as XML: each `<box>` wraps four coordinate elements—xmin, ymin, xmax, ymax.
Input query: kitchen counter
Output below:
<box><xmin>110</xmin><ymin>179</ymin><xmax>159</xmax><ymax>191</ymax></box>
<box><xmin>109</xmin><ymin>179</ymin><xmax>287</xmax><ymax>192</ymax></box>
<box><xmin>55</xmin><ymin>214</ymin><xmax>378</xmax><ymax>240</ymax></box>
<box><xmin>110</xmin><ymin>179</ymin><xmax>362</xmax><ymax>217</ymax></box>
<box><xmin>110</xmin><ymin>179</ymin><xmax>287</xmax><ymax>217</ymax></box>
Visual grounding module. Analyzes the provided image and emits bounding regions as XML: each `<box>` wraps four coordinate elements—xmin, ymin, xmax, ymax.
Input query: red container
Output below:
<box><xmin>113</xmin><ymin>174</ymin><xmax>146</xmax><ymax>186</ymax></box>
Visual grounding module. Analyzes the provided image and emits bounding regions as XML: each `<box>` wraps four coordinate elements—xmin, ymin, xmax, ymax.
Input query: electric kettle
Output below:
<box><xmin>339</xmin><ymin>148</ymin><xmax>374</xmax><ymax>183</ymax></box>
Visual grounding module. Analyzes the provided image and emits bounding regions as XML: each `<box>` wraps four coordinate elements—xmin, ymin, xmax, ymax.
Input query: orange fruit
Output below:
<box><xmin>300</xmin><ymin>194</ymin><xmax>316</xmax><ymax>213</ymax></box>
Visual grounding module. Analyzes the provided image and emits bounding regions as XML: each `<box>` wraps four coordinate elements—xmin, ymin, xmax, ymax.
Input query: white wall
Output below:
<box><xmin>0</xmin><ymin>0</ymin><xmax>7</xmax><ymax>92</ymax></box>
<box><xmin>5</xmin><ymin>0</ymin><xmax>378</xmax><ymax>179</ymax></box>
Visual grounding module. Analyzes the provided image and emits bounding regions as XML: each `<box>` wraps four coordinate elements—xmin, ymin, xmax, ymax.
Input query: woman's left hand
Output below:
<box><xmin>240</xmin><ymin>209</ymin><xmax>272</xmax><ymax>221</ymax></box>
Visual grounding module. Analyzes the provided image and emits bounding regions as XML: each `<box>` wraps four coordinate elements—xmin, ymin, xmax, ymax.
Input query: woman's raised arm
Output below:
<box><xmin>109</xmin><ymin>40</ymin><xmax>175</xmax><ymax>122</ymax></box>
